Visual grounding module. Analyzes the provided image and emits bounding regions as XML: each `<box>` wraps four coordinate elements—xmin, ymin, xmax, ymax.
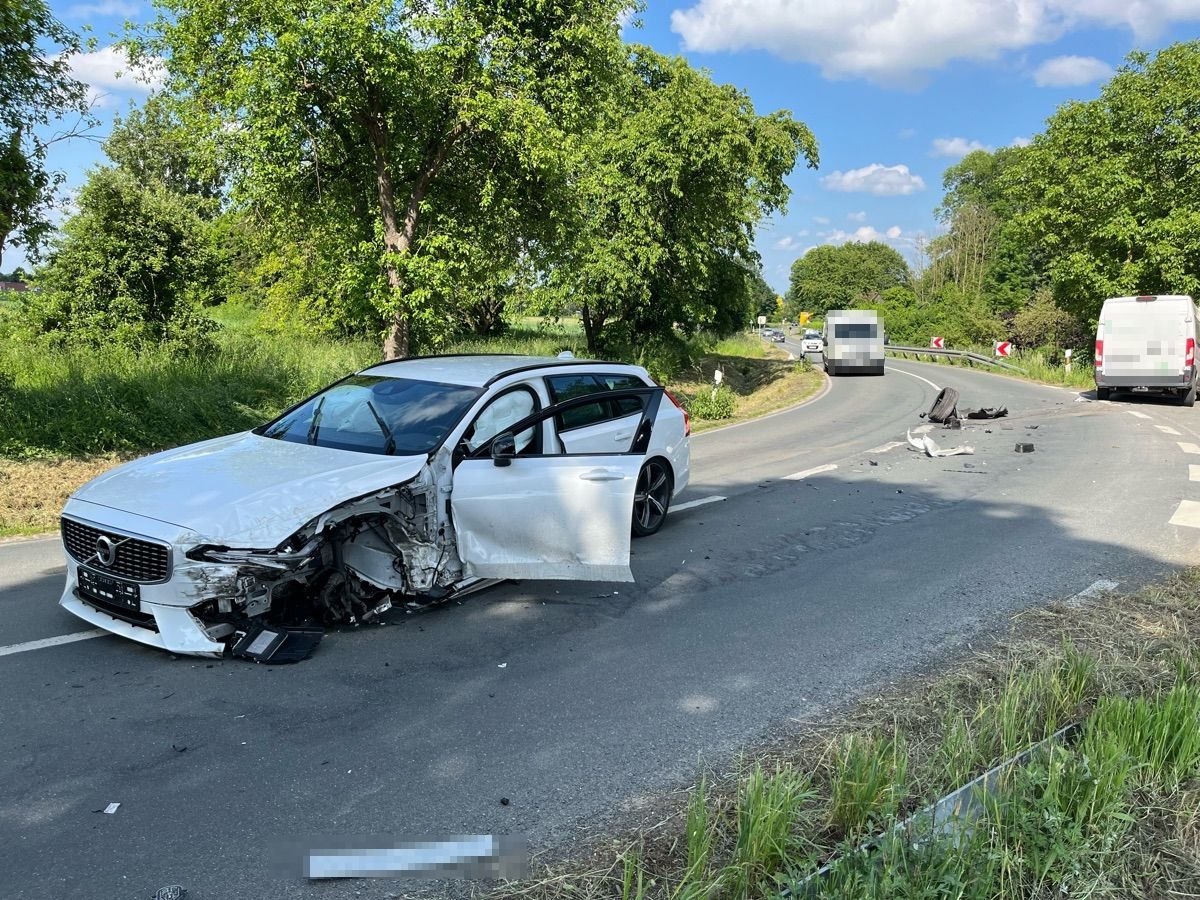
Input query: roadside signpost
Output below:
<box><xmin>994</xmin><ymin>341</ymin><xmax>1013</xmax><ymax>358</ymax></box>
<box><xmin>930</xmin><ymin>336</ymin><xmax>945</xmax><ymax>349</ymax></box>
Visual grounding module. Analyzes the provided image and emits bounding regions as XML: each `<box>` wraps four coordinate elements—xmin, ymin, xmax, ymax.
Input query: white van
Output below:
<box><xmin>823</xmin><ymin>310</ymin><xmax>885</xmax><ymax>376</ymax></box>
<box><xmin>1094</xmin><ymin>295</ymin><xmax>1199</xmax><ymax>406</ymax></box>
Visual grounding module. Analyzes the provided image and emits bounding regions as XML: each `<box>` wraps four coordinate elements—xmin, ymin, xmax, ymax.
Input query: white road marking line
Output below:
<box><xmin>886</xmin><ymin>366</ymin><xmax>941</xmax><ymax>391</ymax></box>
<box><xmin>866</xmin><ymin>441</ymin><xmax>905</xmax><ymax>454</ymax></box>
<box><xmin>1064</xmin><ymin>579</ymin><xmax>1120</xmax><ymax>606</ymax></box>
<box><xmin>1076</xmin><ymin>579</ymin><xmax>1119</xmax><ymax>599</ymax></box>
<box><xmin>912</xmin><ymin>424</ymin><xmax>934</xmax><ymax>434</ymax></box>
<box><xmin>0</xmin><ymin>629</ymin><xmax>108</xmax><ymax>658</ymax></box>
<box><xmin>1190</xmin><ymin>465</ymin><xmax>1200</xmax><ymax>482</ymax></box>
<box><xmin>1127</xmin><ymin>411</ymin><xmax>1152</xmax><ymax>419</ymax></box>
<box><xmin>783</xmin><ymin>463</ymin><xmax>838</xmax><ymax>481</ymax></box>
<box><xmin>1156</xmin><ymin>425</ymin><xmax>1182</xmax><ymax>435</ymax></box>
<box><xmin>670</xmin><ymin>496</ymin><xmax>726</xmax><ymax>514</ymax></box>
<box><xmin>1169</xmin><ymin>500</ymin><xmax>1200</xmax><ymax>529</ymax></box>
<box><xmin>1178</xmin><ymin>442</ymin><xmax>1200</xmax><ymax>455</ymax></box>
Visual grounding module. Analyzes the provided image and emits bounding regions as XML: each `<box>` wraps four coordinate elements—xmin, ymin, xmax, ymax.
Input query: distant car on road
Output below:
<box><xmin>801</xmin><ymin>330</ymin><xmax>823</xmax><ymax>354</ymax></box>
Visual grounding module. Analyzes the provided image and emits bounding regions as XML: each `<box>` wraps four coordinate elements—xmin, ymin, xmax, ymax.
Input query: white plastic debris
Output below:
<box><xmin>907</xmin><ymin>430</ymin><xmax>974</xmax><ymax>458</ymax></box>
<box><xmin>497</xmin><ymin>663</ymin><xmax>507</xmax><ymax>668</ymax></box>
<box><xmin>103</xmin><ymin>802</ymin><xmax>120</xmax><ymax>814</ymax></box>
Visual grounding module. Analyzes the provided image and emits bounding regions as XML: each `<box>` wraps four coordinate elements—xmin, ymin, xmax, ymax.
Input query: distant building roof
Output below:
<box><xmin>0</xmin><ymin>280</ymin><xmax>28</xmax><ymax>292</ymax></box>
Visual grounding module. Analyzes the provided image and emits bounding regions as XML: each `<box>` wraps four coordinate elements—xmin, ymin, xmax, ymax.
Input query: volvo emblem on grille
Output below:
<box><xmin>95</xmin><ymin>535</ymin><xmax>118</xmax><ymax>567</ymax></box>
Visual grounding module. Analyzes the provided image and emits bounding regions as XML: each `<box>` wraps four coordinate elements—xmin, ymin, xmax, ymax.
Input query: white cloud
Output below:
<box><xmin>825</xmin><ymin>225</ymin><xmax>902</xmax><ymax>244</ymax></box>
<box><xmin>931</xmin><ymin>137</ymin><xmax>992</xmax><ymax>158</ymax></box>
<box><xmin>775</xmin><ymin>235</ymin><xmax>796</xmax><ymax>249</ymax></box>
<box><xmin>821</xmin><ymin>163</ymin><xmax>925</xmax><ymax>196</ymax></box>
<box><xmin>847</xmin><ymin>210</ymin><xmax>868</xmax><ymax>222</ymax></box>
<box><xmin>898</xmin><ymin>128</ymin><xmax>917</xmax><ymax>139</ymax></box>
<box><xmin>1033</xmin><ymin>54</ymin><xmax>1113</xmax><ymax>86</ymax></box>
<box><xmin>1011</xmin><ymin>135</ymin><xmax>1033</xmax><ymax>147</ymax></box>
<box><xmin>669</xmin><ymin>0</ymin><xmax>1200</xmax><ymax>84</ymax></box>
<box><xmin>813</xmin><ymin>215</ymin><xmax>831</xmax><ymax>225</ymax></box>
<box><xmin>66</xmin><ymin>1</ymin><xmax>140</xmax><ymax>17</ymax></box>
<box><xmin>68</xmin><ymin>45</ymin><xmax>165</xmax><ymax>96</ymax></box>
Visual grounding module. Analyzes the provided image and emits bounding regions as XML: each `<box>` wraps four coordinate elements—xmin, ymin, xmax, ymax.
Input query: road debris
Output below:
<box><xmin>152</xmin><ymin>887</ymin><xmax>186</xmax><ymax>900</ymax></box>
<box><xmin>103</xmin><ymin>802</ymin><xmax>120</xmax><ymax>814</ymax></box>
<box><xmin>907</xmin><ymin>430</ymin><xmax>975</xmax><ymax>458</ymax></box>
<box><xmin>920</xmin><ymin>387</ymin><xmax>961</xmax><ymax>425</ymax></box>
<box><xmin>231</xmin><ymin>624</ymin><xmax>324</xmax><ymax>664</ymax></box>
<box><xmin>1015</xmin><ymin>443</ymin><xmax>1035</xmax><ymax>453</ymax></box>
<box><xmin>965</xmin><ymin>406</ymin><xmax>1008</xmax><ymax>419</ymax></box>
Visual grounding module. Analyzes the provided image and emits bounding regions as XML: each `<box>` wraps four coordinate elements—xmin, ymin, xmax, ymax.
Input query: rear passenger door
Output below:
<box><xmin>546</xmin><ymin>373</ymin><xmax>648</xmax><ymax>454</ymax></box>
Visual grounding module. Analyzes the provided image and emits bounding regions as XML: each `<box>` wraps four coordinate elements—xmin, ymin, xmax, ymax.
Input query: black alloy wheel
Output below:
<box><xmin>632</xmin><ymin>458</ymin><xmax>672</xmax><ymax>537</ymax></box>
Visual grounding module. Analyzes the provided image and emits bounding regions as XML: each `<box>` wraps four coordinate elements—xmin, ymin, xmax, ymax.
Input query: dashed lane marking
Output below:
<box><xmin>1190</xmin><ymin>465</ymin><xmax>1200</xmax><ymax>482</ymax></box>
<box><xmin>866</xmin><ymin>441</ymin><xmax>905</xmax><ymax>454</ymax></box>
<box><xmin>1178</xmin><ymin>442</ymin><xmax>1200</xmax><ymax>455</ymax></box>
<box><xmin>1169</xmin><ymin>500</ymin><xmax>1200</xmax><ymax>529</ymax></box>
<box><xmin>0</xmin><ymin>630</ymin><xmax>108</xmax><ymax>658</ymax></box>
<box><xmin>783</xmin><ymin>464</ymin><xmax>838</xmax><ymax>481</ymax></box>
<box><xmin>1127</xmin><ymin>411</ymin><xmax>1152</xmax><ymax>419</ymax></box>
<box><xmin>1156</xmin><ymin>425</ymin><xmax>1183</xmax><ymax>435</ymax></box>
<box><xmin>671</xmin><ymin>496</ymin><xmax>726</xmax><ymax>514</ymax></box>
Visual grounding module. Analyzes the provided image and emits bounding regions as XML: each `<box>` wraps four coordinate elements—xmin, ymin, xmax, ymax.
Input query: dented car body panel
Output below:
<box><xmin>58</xmin><ymin>355</ymin><xmax>689</xmax><ymax>657</ymax></box>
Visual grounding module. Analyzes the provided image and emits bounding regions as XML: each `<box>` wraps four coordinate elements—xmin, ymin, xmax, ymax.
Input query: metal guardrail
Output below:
<box><xmin>886</xmin><ymin>344</ymin><xmax>1026</xmax><ymax>373</ymax></box>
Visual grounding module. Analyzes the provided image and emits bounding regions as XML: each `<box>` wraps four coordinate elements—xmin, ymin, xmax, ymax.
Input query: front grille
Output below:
<box><xmin>76</xmin><ymin>589</ymin><xmax>160</xmax><ymax>631</ymax></box>
<box><xmin>61</xmin><ymin>517</ymin><xmax>171</xmax><ymax>583</ymax></box>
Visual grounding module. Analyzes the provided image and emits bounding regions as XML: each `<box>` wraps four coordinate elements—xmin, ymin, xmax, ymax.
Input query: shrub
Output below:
<box><xmin>687</xmin><ymin>384</ymin><xmax>736</xmax><ymax>419</ymax></box>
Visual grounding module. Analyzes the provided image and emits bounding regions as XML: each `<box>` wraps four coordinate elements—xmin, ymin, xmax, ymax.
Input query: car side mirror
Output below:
<box><xmin>491</xmin><ymin>433</ymin><xmax>516</xmax><ymax>467</ymax></box>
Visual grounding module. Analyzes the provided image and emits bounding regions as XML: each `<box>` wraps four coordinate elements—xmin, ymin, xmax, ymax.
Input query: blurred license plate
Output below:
<box><xmin>79</xmin><ymin>568</ymin><xmax>141</xmax><ymax>611</ymax></box>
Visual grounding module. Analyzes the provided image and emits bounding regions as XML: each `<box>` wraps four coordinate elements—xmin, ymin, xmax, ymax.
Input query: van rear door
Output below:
<box><xmin>1099</xmin><ymin>296</ymin><xmax>1191</xmax><ymax>379</ymax></box>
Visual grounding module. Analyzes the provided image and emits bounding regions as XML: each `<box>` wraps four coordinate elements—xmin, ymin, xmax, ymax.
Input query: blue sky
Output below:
<box><xmin>15</xmin><ymin>1</ymin><xmax>1200</xmax><ymax>292</ymax></box>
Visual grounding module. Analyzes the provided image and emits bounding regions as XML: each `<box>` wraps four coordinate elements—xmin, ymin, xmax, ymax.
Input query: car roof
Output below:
<box><xmin>360</xmin><ymin>354</ymin><xmax>631</xmax><ymax>388</ymax></box>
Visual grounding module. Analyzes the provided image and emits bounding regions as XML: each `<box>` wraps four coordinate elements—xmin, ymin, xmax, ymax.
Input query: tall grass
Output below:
<box><xmin>0</xmin><ymin>331</ymin><xmax>377</xmax><ymax>458</ymax></box>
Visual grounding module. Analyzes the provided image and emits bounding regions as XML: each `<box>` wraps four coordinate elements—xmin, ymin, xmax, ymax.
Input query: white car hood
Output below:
<box><xmin>72</xmin><ymin>432</ymin><xmax>428</xmax><ymax>547</ymax></box>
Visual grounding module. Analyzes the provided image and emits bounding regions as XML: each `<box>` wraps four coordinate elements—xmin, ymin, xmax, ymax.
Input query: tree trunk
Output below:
<box><xmin>581</xmin><ymin>301</ymin><xmax>604</xmax><ymax>354</ymax></box>
<box><xmin>369</xmin><ymin>93</ymin><xmax>468</xmax><ymax>359</ymax></box>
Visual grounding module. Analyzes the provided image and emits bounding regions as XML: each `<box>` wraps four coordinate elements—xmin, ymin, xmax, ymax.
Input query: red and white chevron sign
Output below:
<box><xmin>930</xmin><ymin>336</ymin><xmax>944</xmax><ymax>349</ymax></box>
<box><xmin>994</xmin><ymin>341</ymin><xmax>1013</xmax><ymax>358</ymax></box>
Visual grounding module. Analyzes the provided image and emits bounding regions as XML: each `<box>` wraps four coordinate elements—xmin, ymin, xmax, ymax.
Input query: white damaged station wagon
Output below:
<box><xmin>59</xmin><ymin>355</ymin><xmax>691</xmax><ymax>658</ymax></box>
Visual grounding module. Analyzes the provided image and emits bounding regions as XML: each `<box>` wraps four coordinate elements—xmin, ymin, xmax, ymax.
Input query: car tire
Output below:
<box><xmin>632</xmin><ymin>458</ymin><xmax>672</xmax><ymax>538</ymax></box>
<box><xmin>1096</xmin><ymin>387</ymin><xmax>1111</xmax><ymax>401</ymax></box>
<box><xmin>1182</xmin><ymin>385</ymin><xmax>1197</xmax><ymax>408</ymax></box>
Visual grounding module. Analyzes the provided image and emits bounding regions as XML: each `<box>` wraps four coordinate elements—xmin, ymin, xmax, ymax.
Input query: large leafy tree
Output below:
<box><xmin>932</xmin><ymin>147</ymin><xmax>1036</xmax><ymax>314</ymax></box>
<box><xmin>0</xmin><ymin>0</ymin><xmax>90</xmax><ymax>270</ymax></box>
<box><xmin>550</xmin><ymin>48</ymin><xmax>816</xmax><ymax>355</ymax></box>
<box><xmin>785</xmin><ymin>241</ymin><xmax>908</xmax><ymax>319</ymax></box>
<box><xmin>1003</xmin><ymin>41</ymin><xmax>1200</xmax><ymax>321</ymax></box>
<box><xmin>135</xmin><ymin>0</ymin><xmax>630</xmax><ymax>358</ymax></box>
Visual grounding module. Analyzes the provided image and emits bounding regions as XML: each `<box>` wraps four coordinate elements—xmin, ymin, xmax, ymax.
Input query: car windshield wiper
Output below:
<box><xmin>366</xmin><ymin>400</ymin><xmax>396</xmax><ymax>455</ymax></box>
<box><xmin>306</xmin><ymin>396</ymin><xmax>326</xmax><ymax>445</ymax></box>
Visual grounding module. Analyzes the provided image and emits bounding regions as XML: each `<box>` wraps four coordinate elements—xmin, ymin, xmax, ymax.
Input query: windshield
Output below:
<box><xmin>833</xmin><ymin>323</ymin><xmax>879</xmax><ymax>339</ymax></box>
<box><xmin>257</xmin><ymin>375</ymin><xmax>483</xmax><ymax>456</ymax></box>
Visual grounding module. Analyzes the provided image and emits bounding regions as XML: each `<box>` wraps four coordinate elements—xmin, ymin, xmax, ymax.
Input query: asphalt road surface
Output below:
<box><xmin>3</xmin><ymin>354</ymin><xmax>1198</xmax><ymax>900</ymax></box>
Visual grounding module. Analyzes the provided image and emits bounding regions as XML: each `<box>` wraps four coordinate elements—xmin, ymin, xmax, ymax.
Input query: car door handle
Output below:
<box><xmin>579</xmin><ymin>469</ymin><xmax>625</xmax><ymax>482</ymax></box>
<box><xmin>614</xmin><ymin>432</ymin><xmax>632</xmax><ymax>442</ymax></box>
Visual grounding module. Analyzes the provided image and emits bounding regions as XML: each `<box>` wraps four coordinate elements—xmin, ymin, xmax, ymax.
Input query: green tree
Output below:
<box><xmin>1003</xmin><ymin>42</ymin><xmax>1200</xmax><ymax>321</ymax></box>
<box><xmin>104</xmin><ymin>96</ymin><xmax>224</xmax><ymax>205</ymax></box>
<box><xmin>25</xmin><ymin>167</ymin><xmax>219</xmax><ymax>351</ymax></box>
<box><xmin>135</xmin><ymin>0</ymin><xmax>630</xmax><ymax>358</ymax></box>
<box><xmin>550</xmin><ymin>48</ymin><xmax>817</xmax><ymax>355</ymax></box>
<box><xmin>785</xmin><ymin>241</ymin><xmax>908</xmax><ymax>319</ymax></box>
<box><xmin>1</xmin><ymin>0</ymin><xmax>90</xmax><ymax>269</ymax></box>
